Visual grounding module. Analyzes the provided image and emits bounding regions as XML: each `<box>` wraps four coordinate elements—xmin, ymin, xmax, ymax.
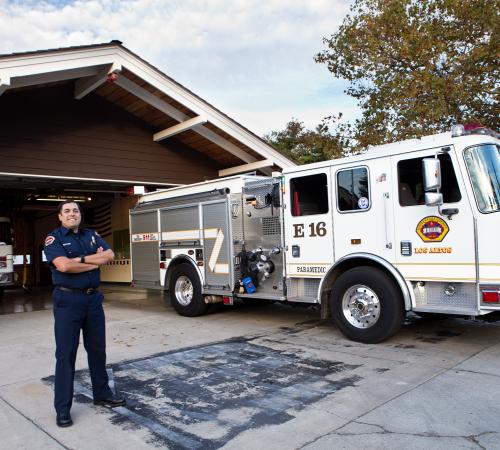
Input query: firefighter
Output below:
<box><xmin>44</xmin><ymin>201</ymin><xmax>125</xmax><ymax>428</ymax></box>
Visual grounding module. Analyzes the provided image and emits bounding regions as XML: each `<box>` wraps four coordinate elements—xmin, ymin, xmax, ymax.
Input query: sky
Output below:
<box><xmin>0</xmin><ymin>0</ymin><xmax>358</xmax><ymax>136</ymax></box>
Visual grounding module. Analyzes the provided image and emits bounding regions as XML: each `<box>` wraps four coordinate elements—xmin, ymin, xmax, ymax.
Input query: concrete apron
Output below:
<box><xmin>0</xmin><ymin>285</ymin><xmax>499</xmax><ymax>449</ymax></box>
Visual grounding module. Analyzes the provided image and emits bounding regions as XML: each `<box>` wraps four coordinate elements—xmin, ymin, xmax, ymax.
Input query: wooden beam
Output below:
<box><xmin>115</xmin><ymin>75</ymin><xmax>256</xmax><ymax>163</ymax></box>
<box><xmin>218</xmin><ymin>159</ymin><xmax>273</xmax><ymax>177</ymax></box>
<box><xmin>74</xmin><ymin>63</ymin><xmax>121</xmax><ymax>99</ymax></box>
<box><xmin>196</xmin><ymin>127</ymin><xmax>255</xmax><ymax>163</ymax></box>
<box><xmin>114</xmin><ymin>75</ymin><xmax>187</xmax><ymax>121</ymax></box>
<box><xmin>153</xmin><ymin>116</ymin><xmax>207</xmax><ymax>141</ymax></box>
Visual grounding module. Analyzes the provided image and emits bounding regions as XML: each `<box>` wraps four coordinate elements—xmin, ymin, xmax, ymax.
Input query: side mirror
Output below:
<box><xmin>425</xmin><ymin>192</ymin><xmax>443</xmax><ymax>206</ymax></box>
<box><xmin>422</xmin><ymin>158</ymin><xmax>442</xmax><ymax>191</ymax></box>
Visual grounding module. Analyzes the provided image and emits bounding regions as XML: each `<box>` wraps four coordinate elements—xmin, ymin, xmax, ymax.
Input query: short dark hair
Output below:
<box><xmin>57</xmin><ymin>201</ymin><xmax>81</xmax><ymax>214</ymax></box>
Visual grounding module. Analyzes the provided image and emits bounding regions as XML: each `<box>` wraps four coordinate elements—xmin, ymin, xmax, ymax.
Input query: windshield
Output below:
<box><xmin>464</xmin><ymin>144</ymin><xmax>500</xmax><ymax>213</ymax></box>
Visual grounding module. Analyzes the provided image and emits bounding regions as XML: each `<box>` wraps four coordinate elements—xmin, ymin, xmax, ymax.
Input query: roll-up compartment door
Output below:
<box><xmin>130</xmin><ymin>210</ymin><xmax>160</xmax><ymax>287</ymax></box>
<box><xmin>202</xmin><ymin>201</ymin><xmax>231</xmax><ymax>288</ymax></box>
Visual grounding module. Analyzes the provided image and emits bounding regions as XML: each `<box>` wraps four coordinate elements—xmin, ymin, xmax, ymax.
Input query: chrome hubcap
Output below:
<box><xmin>342</xmin><ymin>284</ymin><xmax>380</xmax><ymax>329</ymax></box>
<box><xmin>175</xmin><ymin>276</ymin><xmax>193</xmax><ymax>306</ymax></box>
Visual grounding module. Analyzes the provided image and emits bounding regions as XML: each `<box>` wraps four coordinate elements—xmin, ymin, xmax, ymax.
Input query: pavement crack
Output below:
<box><xmin>299</xmin><ymin>337</ymin><xmax>500</xmax><ymax>449</ymax></box>
<box><xmin>452</xmin><ymin>368</ymin><xmax>500</xmax><ymax>379</ymax></box>
<box><xmin>299</xmin><ymin>419</ymin><xmax>497</xmax><ymax>449</ymax></box>
<box><xmin>0</xmin><ymin>393</ymin><xmax>70</xmax><ymax>449</ymax></box>
<box><xmin>465</xmin><ymin>431</ymin><xmax>497</xmax><ymax>450</ymax></box>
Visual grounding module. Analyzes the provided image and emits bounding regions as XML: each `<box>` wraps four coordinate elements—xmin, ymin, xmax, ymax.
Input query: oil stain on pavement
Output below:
<box><xmin>49</xmin><ymin>338</ymin><xmax>362</xmax><ymax>449</ymax></box>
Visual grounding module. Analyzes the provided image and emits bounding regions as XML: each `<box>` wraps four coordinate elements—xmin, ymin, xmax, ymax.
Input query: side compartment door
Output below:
<box><xmin>202</xmin><ymin>201</ymin><xmax>232</xmax><ymax>290</ymax></box>
<box><xmin>159</xmin><ymin>205</ymin><xmax>200</xmax><ymax>286</ymax></box>
<box><xmin>130</xmin><ymin>210</ymin><xmax>160</xmax><ymax>288</ymax></box>
<box><xmin>284</xmin><ymin>169</ymin><xmax>333</xmax><ymax>280</ymax></box>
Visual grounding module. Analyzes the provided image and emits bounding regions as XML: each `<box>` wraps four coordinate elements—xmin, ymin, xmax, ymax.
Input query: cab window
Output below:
<box><xmin>290</xmin><ymin>173</ymin><xmax>329</xmax><ymax>216</ymax></box>
<box><xmin>398</xmin><ymin>153</ymin><xmax>461</xmax><ymax>206</ymax></box>
<box><xmin>336</xmin><ymin>167</ymin><xmax>370</xmax><ymax>212</ymax></box>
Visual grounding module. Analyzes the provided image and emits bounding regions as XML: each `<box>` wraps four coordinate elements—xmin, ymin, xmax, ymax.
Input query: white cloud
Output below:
<box><xmin>0</xmin><ymin>0</ymin><xmax>357</xmax><ymax>135</ymax></box>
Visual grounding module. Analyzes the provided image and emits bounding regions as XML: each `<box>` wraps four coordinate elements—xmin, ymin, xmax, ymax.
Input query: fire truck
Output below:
<box><xmin>0</xmin><ymin>217</ymin><xmax>15</xmax><ymax>295</ymax></box>
<box><xmin>130</xmin><ymin>126</ymin><xmax>500</xmax><ymax>343</ymax></box>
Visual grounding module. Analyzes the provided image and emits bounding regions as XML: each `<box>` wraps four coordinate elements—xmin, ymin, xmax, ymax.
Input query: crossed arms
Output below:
<box><xmin>52</xmin><ymin>247</ymin><xmax>115</xmax><ymax>273</ymax></box>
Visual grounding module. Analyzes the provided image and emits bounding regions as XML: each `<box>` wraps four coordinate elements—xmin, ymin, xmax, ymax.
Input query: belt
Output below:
<box><xmin>56</xmin><ymin>286</ymin><xmax>99</xmax><ymax>295</ymax></box>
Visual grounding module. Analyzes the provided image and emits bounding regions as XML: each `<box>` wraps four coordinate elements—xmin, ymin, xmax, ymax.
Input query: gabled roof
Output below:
<box><xmin>0</xmin><ymin>41</ymin><xmax>294</xmax><ymax>176</ymax></box>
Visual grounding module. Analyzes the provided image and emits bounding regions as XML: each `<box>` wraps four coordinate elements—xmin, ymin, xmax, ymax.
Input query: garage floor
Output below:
<box><xmin>0</xmin><ymin>286</ymin><xmax>54</xmax><ymax>315</ymax></box>
<box><xmin>1</xmin><ymin>285</ymin><xmax>499</xmax><ymax>449</ymax></box>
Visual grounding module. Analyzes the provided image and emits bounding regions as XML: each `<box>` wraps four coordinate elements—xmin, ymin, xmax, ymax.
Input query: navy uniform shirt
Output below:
<box><xmin>44</xmin><ymin>226</ymin><xmax>110</xmax><ymax>289</ymax></box>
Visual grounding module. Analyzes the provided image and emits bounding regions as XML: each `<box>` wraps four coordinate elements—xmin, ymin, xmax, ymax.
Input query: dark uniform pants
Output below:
<box><xmin>53</xmin><ymin>288</ymin><xmax>113</xmax><ymax>414</ymax></box>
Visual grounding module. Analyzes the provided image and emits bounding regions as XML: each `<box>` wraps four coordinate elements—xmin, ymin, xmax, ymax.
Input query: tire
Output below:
<box><xmin>169</xmin><ymin>263</ymin><xmax>208</xmax><ymax>317</ymax></box>
<box><xmin>330</xmin><ymin>266</ymin><xmax>404</xmax><ymax>343</ymax></box>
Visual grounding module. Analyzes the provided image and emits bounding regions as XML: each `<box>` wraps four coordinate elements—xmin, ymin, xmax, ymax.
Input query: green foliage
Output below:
<box><xmin>264</xmin><ymin>117</ymin><xmax>346</xmax><ymax>164</ymax></box>
<box><xmin>314</xmin><ymin>0</ymin><xmax>499</xmax><ymax>148</ymax></box>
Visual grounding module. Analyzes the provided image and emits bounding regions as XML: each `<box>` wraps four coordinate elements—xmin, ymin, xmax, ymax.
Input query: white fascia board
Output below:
<box><xmin>0</xmin><ymin>47</ymin><xmax>121</xmax><ymax>78</ymax></box>
<box><xmin>0</xmin><ymin>47</ymin><xmax>122</xmax><ymax>96</ymax></box>
<box><xmin>74</xmin><ymin>62</ymin><xmax>122</xmax><ymax>99</ymax></box>
<box><xmin>153</xmin><ymin>116</ymin><xmax>207</xmax><ymax>141</ymax></box>
<box><xmin>115</xmin><ymin>75</ymin><xmax>255</xmax><ymax>163</ymax></box>
<box><xmin>218</xmin><ymin>160</ymin><xmax>273</xmax><ymax>177</ymax></box>
<box><xmin>8</xmin><ymin>67</ymin><xmax>101</xmax><ymax>91</ymax></box>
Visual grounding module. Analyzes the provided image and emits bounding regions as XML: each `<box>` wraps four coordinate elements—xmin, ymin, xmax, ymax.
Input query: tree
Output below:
<box><xmin>264</xmin><ymin>117</ymin><xmax>346</xmax><ymax>164</ymax></box>
<box><xmin>315</xmin><ymin>0</ymin><xmax>499</xmax><ymax>149</ymax></box>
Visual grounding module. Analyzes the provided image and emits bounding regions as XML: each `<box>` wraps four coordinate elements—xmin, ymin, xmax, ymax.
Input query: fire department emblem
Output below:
<box><xmin>416</xmin><ymin>216</ymin><xmax>449</xmax><ymax>242</ymax></box>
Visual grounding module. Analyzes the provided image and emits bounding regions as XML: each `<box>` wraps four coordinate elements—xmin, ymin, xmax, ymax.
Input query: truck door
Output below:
<box><xmin>284</xmin><ymin>169</ymin><xmax>333</xmax><ymax>280</ymax></box>
<box><xmin>392</xmin><ymin>147</ymin><xmax>477</xmax><ymax>313</ymax></box>
<box><xmin>462</xmin><ymin>143</ymin><xmax>500</xmax><ymax>294</ymax></box>
<box><xmin>331</xmin><ymin>160</ymin><xmax>395</xmax><ymax>261</ymax></box>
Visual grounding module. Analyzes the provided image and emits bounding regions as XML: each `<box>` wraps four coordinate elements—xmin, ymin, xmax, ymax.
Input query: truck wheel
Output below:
<box><xmin>330</xmin><ymin>267</ymin><xmax>404</xmax><ymax>343</ymax></box>
<box><xmin>169</xmin><ymin>264</ymin><xmax>207</xmax><ymax>317</ymax></box>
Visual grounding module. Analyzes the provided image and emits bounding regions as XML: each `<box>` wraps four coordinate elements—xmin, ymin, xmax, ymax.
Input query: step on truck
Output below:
<box><xmin>130</xmin><ymin>125</ymin><xmax>500</xmax><ymax>343</ymax></box>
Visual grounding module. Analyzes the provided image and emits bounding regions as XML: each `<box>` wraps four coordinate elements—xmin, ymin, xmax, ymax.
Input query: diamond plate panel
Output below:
<box><xmin>413</xmin><ymin>282</ymin><xmax>476</xmax><ymax>307</ymax></box>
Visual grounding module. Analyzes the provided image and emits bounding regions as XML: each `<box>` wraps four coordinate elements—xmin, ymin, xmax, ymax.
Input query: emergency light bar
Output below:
<box><xmin>451</xmin><ymin>124</ymin><xmax>499</xmax><ymax>138</ymax></box>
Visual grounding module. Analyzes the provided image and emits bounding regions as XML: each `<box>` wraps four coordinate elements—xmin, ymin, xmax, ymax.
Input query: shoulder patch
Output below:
<box><xmin>45</xmin><ymin>235</ymin><xmax>55</xmax><ymax>246</ymax></box>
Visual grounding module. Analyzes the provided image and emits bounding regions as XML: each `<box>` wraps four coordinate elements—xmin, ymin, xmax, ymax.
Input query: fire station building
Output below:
<box><xmin>0</xmin><ymin>41</ymin><xmax>293</xmax><ymax>287</ymax></box>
